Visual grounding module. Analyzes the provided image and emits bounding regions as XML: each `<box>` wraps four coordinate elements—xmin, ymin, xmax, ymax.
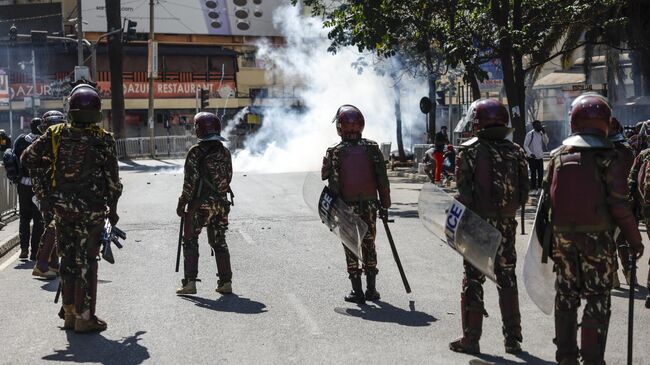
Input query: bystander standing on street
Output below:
<box><xmin>523</xmin><ymin>120</ymin><xmax>549</xmax><ymax>195</ymax></box>
<box><xmin>433</xmin><ymin>126</ymin><xmax>450</xmax><ymax>183</ymax></box>
<box><xmin>13</xmin><ymin>118</ymin><xmax>44</xmax><ymax>260</ymax></box>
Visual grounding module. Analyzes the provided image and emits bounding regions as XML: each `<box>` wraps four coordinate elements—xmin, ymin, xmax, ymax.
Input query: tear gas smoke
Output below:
<box><xmin>228</xmin><ymin>5</ymin><xmax>427</xmax><ymax>173</ymax></box>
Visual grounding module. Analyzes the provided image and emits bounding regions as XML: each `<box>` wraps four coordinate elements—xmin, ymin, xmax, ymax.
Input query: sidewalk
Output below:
<box><xmin>0</xmin><ymin>217</ymin><xmax>20</xmax><ymax>259</ymax></box>
<box><xmin>387</xmin><ymin>167</ymin><xmax>430</xmax><ymax>183</ymax></box>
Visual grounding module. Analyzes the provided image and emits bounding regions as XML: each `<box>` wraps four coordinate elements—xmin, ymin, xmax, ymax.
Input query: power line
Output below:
<box><xmin>0</xmin><ymin>13</ymin><xmax>63</xmax><ymax>24</ymax></box>
<box><xmin>157</xmin><ymin>1</ymin><xmax>196</xmax><ymax>34</ymax></box>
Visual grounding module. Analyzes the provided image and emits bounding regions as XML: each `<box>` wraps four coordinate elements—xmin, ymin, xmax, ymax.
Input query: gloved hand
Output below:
<box><xmin>378</xmin><ymin>207</ymin><xmax>389</xmax><ymax>221</ymax></box>
<box><xmin>530</xmin><ymin>154</ymin><xmax>537</xmax><ymax>159</ymax></box>
<box><xmin>629</xmin><ymin>240</ymin><xmax>644</xmax><ymax>259</ymax></box>
<box><xmin>39</xmin><ymin>199</ymin><xmax>51</xmax><ymax>215</ymax></box>
<box><xmin>379</xmin><ymin>188</ymin><xmax>391</xmax><ymax>209</ymax></box>
<box><xmin>108</xmin><ymin>209</ymin><xmax>119</xmax><ymax>226</ymax></box>
<box><xmin>176</xmin><ymin>200</ymin><xmax>186</xmax><ymax>218</ymax></box>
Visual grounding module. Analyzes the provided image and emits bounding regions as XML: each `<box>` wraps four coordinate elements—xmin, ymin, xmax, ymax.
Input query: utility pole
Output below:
<box><xmin>5</xmin><ymin>46</ymin><xmax>14</xmax><ymax>138</ymax></box>
<box><xmin>147</xmin><ymin>0</ymin><xmax>155</xmax><ymax>157</ymax></box>
<box><xmin>76</xmin><ymin>0</ymin><xmax>84</xmax><ymax>66</ymax></box>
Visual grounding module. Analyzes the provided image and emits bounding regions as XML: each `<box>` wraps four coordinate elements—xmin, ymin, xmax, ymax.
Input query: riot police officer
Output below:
<box><xmin>22</xmin><ymin>84</ymin><xmax>122</xmax><ymax>332</ymax></box>
<box><xmin>321</xmin><ymin>105</ymin><xmax>391</xmax><ymax>304</ymax></box>
<box><xmin>450</xmin><ymin>99</ymin><xmax>530</xmax><ymax>355</ymax></box>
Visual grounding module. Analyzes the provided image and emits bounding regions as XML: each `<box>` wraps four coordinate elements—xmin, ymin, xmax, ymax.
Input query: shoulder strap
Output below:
<box><xmin>527</xmin><ymin>131</ymin><xmax>535</xmax><ymax>148</ymax></box>
<box><xmin>197</xmin><ymin>143</ymin><xmax>225</xmax><ymax>192</ymax></box>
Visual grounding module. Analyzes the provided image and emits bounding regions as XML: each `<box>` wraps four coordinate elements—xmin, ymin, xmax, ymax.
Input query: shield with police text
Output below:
<box><xmin>418</xmin><ymin>183</ymin><xmax>501</xmax><ymax>282</ymax></box>
<box><xmin>523</xmin><ymin>194</ymin><xmax>556</xmax><ymax>315</ymax></box>
<box><xmin>303</xmin><ymin>172</ymin><xmax>366</xmax><ymax>259</ymax></box>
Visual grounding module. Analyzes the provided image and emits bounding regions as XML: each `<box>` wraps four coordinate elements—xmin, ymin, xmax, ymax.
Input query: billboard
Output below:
<box><xmin>479</xmin><ymin>59</ymin><xmax>503</xmax><ymax>91</ymax></box>
<box><xmin>82</xmin><ymin>0</ymin><xmax>288</xmax><ymax>36</ymax></box>
<box><xmin>5</xmin><ymin>80</ymin><xmax>236</xmax><ymax>102</ymax></box>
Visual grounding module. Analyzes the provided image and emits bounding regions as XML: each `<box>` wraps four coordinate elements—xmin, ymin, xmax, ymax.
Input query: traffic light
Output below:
<box><xmin>122</xmin><ymin>19</ymin><xmax>138</xmax><ymax>43</ymax></box>
<box><xmin>8</xmin><ymin>24</ymin><xmax>17</xmax><ymax>46</ymax></box>
<box><xmin>200</xmin><ymin>88</ymin><xmax>210</xmax><ymax>109</ymax></box>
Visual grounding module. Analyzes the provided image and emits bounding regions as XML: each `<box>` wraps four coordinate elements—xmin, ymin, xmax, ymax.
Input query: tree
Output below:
<box><xmin>441</xmin><ymin>0</ymin><xmax>622</xmax><ymax>144</ymax></box>
<box><xmin>105</xmin><ymin>1</ymin><xmax>125</xmax><ymax>138</ymax></box>
<box><xmin>297</xmin><ymin>0</ymin><xmax>447</xmax><ymax>143</ymax></box>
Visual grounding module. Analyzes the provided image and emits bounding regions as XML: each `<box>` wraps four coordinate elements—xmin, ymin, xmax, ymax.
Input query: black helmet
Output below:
<box><xmin>40</xmin><ymin>110</ymin><xmax>65</xmax><ymax>133</ymax></box>
<box><xmin>68</xmin><ymin>84</ymin><xmax>102</xmax><ymax>125</ymax></box>
<box><xmin>30</xmin><ymin>118</ymin><xmax>43</xmax><ymax>135</ymax></box>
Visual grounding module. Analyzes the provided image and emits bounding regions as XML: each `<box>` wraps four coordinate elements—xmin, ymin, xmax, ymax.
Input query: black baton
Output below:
<box><xmin>627</xmin><ymin>253</ymin><xmax>637</xmax><ymax>365</ymax></box>
<box><xmin>175</xmin><ymin>216</ymin><xmax>184</xmax><ymax>273</ymax></box>
<box><xmin>381</xmin><ymin>214</ymin><xmax>411</xmax><ymax>294</ymax></box>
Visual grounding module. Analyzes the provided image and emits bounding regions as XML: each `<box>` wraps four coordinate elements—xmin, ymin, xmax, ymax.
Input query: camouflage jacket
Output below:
<box><xmin>321</xmin><ymin>138</ymin><xmax>390</xmax><ymax>205</ymax></box>
<box><xmin>179</xmin><ymin>141</ymin><xmax>232</xmax><ymax>209</ymax></box>
<box><xmin>21</xmin><ymin>124</ymin><xmax>122</xmax><ymax>216</ymax></box>
<box><xmin>455</xmin><ymin>137</ymin><xmax>529</xmax><ymax>218</ymax></box>
<box><xmin>628</xmin><ymin>147</ymin><xmax>650</xmax><ymax>213</ymax></box>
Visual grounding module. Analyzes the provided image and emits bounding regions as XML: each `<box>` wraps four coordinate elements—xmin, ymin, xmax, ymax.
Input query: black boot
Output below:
<box><xmin>365</xmin><ymin>273</ymin><xmax>380</xmax><ymax>301</ymax></box>
<box><xmin>344</xmin><ymin>275</ymin><xmax>365</xmax><ymax>304</ymax></box>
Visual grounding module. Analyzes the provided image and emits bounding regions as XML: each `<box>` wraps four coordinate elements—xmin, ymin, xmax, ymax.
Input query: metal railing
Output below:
<box><xmin>0</xmin><ymin>170</ymin><xmax>18</xmax><ymax>220</ymax></box>
<box><xmin>116</xmin><ymin>135</ymin><xmax>197</xmax><ymax>159</ymax></box>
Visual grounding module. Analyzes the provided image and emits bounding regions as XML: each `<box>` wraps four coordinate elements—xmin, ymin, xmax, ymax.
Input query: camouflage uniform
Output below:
<box><xmin>454</xmin><ymin>137</ymin><xmax>529</xmax><ymax>350</ymax></box>
<box><xmin>611</xmin><ymin>140</ymin><xmax>636</xmax><ymax>285</ymax></box>
<box><xmin>321</xmin><ymin>138</ymin><xmax>389</xmax><ymax>278</ymax></box>
<box><xmin>22</xmin><ymin>123</ymin><xmax>122</xmax><ymax>317</ymax></box>
<box><xmin>546</xmin><ymin>145</ymin><xmax>641</xmax><ymax>363</ymax></box>
<box><xmin>628</xmin><ymin>148</ymin><xmax>650</xmax><ymax>307</ymax></box>
<box><xmin>178</xmin><ymin>141</ymin><xmax>233</xmax><ymax>284</ymax></box>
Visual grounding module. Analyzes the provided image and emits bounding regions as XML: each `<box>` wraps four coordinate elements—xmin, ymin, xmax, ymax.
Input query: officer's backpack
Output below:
<box><xmin>2</xmin><ymin>149</ymin><xmax>20</xmax><ymax>184</ymax></box>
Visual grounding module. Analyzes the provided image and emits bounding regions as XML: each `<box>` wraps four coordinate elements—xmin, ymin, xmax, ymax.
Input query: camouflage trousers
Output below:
<box><xmin>642</xmin><ymin>219</ymin><xmax>650</xmax><ymax>294</ymax></box>
<box><xmin>36</xmin><ymin>211</ymin><xmax>58</xmax><ymax>272</ymax></box>
<box><xmin>183</xmin><ymin>201</ymin><xmax>231</xmax><ymax>281</ymax></box>
<box><xmin>343</xmin><ymin>201</ymin><xmax>378</xmax><ymax>278</ymax></box>
<box><xmin>56</xmin><ymin>214</ymin><xmax>104</xmax><ymax>315</ymax></box>
<box><xmin>552</xmin><ymin>231</ymin><xmax>616</xmax><ymax>362</ymax></box>
<box><xmin>462</xmin><ymin>217</ymin><xmax>520</xmax><ymax>339</ymax></box>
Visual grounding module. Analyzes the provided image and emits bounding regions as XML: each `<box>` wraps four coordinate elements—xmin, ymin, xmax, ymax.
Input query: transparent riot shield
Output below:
<box><xmin>523</xmin><ymin>197</ymin><xmax>556</xmax><ymax>315</ymax></box>
<box><xmin>303</xmin><ymin>172</ymin><xmax>366</xmax><ymax>259</ymax></box>
<box><xmin>418</xmin><ymin>183</ymin><xmax>500</xmax><ymax>282</ymax></box>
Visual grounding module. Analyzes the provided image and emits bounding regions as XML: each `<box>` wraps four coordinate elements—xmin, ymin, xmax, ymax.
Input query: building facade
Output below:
<box><xmin>0</xmin><ymin>0</ymin><xmax>301</xmax><ymax>139</ymax></box>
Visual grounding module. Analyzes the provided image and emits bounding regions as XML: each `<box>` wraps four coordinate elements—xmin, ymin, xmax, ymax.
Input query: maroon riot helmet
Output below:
<box><xmin>334</xmin><ymin>104</ymin><xmax>365</xmax><ymax>140</ymax></box>
<box><xmin>569</xmin><ymin>93</ymin><xmax>610</xmax><ymax>137</ymax></box>
<box><xmin>67</xmin><ymin>84</ymin><xmax>102</xmax><ymax>125</ymax></box>
<box><xmin>468</xmin><ymin>98</ymin><xmax>513</xmax><ymax>139</ymax></box>
<box><xmin>562</xmin><ymin>93</ymin><xmax>612</xmax><ymax>148</ymax></box>
<box><xmin>194</xmin><ymin>112</ymin><xmax>226</xmax><ymax>141</ymax></box>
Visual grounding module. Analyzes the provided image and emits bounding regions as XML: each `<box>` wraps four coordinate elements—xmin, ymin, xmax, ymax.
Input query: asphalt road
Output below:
<box><xmin>0</xmin><ymin>159</ymin><xmax>648</xmax><ymax>365</ymax></box>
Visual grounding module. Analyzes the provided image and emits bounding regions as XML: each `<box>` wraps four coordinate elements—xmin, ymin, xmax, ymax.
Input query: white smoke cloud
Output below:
<box><xmin>230</xmin><ymin>5</ymin><xmax>427</xmax><ymax>173</ymax></box>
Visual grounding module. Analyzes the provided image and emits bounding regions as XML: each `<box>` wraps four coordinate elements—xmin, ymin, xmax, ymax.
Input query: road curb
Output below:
<box><xmin>0</xmin><ymin>216</ymin><xmax>20</xmax><ymax>259</ymax></box>
<box><xmin>387</xmin><ymin>170</ymin><xmax>430</xmax><ymax>183</ymax></box>
<box><xmin>0</xmin><ymin>230</ymin><xmax>20</xmax><ymax>259</ymax></box>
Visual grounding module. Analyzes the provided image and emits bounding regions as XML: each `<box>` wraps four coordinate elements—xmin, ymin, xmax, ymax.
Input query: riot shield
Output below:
<box><xmin>523</xmin><ymin>196</ymin><xmax>556</xmax><ymax>316</ymax></box>
<box><xmin>303</xmin><ymin>173</ymin><xmax>366</xmax><ymax>259</ymax></box>
<box><xmin>418</xmin><ymin>183</ymin><xmax>500</xmax><ymax>282</ymax></box>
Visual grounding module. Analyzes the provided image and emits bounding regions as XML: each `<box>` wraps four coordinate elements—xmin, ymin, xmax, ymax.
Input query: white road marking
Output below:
<box><xmin>286</xmin><ymin>293</ymin><xmax>322</xmax><ymax>335</ymax></box>
<box><xmin>238</xmin><ymin>229</ymin><xmax>255</xmax><ymax>245</ymax></box>
<box><xmin>0</xmin><ymin>252</ymin><xmax>20</xmax><ymax>271</ymax></box>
